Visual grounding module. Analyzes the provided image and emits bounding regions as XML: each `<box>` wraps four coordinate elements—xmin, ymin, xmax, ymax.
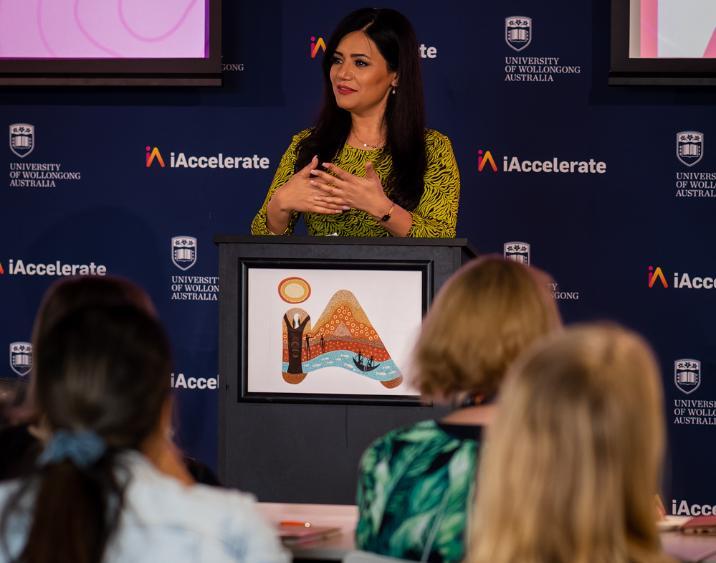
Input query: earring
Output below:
<box><xmin>391</xmin><ymin>87</ymin><xmax>396</xmax><ymax>95</ymax></box>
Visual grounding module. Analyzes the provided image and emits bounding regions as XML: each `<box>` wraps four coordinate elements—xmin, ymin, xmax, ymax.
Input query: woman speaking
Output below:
<box><xmin>250</xmin><ymin>8</ymin><xmax>460</xmax><ymax>238</ymax></box>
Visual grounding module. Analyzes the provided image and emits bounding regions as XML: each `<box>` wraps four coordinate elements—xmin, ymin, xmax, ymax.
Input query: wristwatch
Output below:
<box><xmin>380</xmin><ymin>202</ymin><xmax>395</xmax><ymax>222</ymax></box>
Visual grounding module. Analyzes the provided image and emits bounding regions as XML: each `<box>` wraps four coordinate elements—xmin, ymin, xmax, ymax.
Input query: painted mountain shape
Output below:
<box><xmin>282</xmin><ymin>289</ymin><xmax>402</xmax><ymax>388</ymax></box>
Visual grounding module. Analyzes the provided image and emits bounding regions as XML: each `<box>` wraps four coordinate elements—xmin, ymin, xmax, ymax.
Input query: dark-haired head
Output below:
<box><xmin>8</xmin><ymin>276</ymin><xmax>157</xmax><ymax>424</ymax></box>
<box><xmin>35</xmin><ymin>304</ymin><xmax>170</xmax><ymax>450</ymax></box>
<box><xmin>33</xmin><ymin>275</ymin><xmax>156</xmax><ymax>346</ymax></box>
<box><xmin>296</xmin><ymin>8</ymin><xmax>427</xmax><ymax>210</ymax></box>
<box><xmin>1</xmin><ymin>303</ymin><xmax>171</xmax><ymax>563</ymax></box>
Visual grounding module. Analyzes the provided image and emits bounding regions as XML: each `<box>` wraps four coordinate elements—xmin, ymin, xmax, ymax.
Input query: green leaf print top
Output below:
<box><xmin>355</xmin><ymin>419</ymin><xmax>481</xmax><ymax>563</ymax></box>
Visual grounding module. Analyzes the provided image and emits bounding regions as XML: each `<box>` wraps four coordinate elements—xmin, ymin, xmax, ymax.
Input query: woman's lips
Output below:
<box><xmin>336</xmin><ymin>85</ymin><xmax>356</xmax><ymax>95</ymax></box>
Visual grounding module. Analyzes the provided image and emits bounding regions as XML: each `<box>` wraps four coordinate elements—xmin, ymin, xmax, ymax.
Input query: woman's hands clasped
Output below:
<box><xmin>309</xmin><ymin>161</ymin><xmax>392</xmax><ymax>219</ymax></box>
<box><xmin>270</xmin><ymin>156</ymin><xmax>349</xmax><ymax>215</ymax></box>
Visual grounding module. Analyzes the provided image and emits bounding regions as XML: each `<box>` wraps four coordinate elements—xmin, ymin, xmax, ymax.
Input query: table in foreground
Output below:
<box><xmin>662</xmin><ymin>531</ymin><xmax>716</xmax><ymax>562</ymax></box>
<box><xmin>258</xmin><ymin>503</ymin><xmax>358</xmax><ymax>561</ymax></box>
<box><xmin>258</xmin><ymin>503</ymin><xmax>716</xmax><ymax>562</ymax></box>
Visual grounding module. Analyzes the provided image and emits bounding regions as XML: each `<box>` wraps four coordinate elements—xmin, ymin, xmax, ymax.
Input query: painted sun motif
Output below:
<box><xmin>278</xmin><ymin>277</ymin><xmax>311</xmax><ymax>304</ymax></box>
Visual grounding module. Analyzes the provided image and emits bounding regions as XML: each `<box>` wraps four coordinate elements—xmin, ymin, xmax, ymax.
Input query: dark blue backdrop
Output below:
<box><xmin>2</xmin><ymin>0</ymin><xmax>714</xmax><ymax>514</ymax></box>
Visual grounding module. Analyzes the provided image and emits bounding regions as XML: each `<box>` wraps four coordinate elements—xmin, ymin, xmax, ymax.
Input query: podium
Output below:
<box><xmin>215</xmin><ymin>235</ymin><xmax>477</xmax><ymax>503</ymax></box>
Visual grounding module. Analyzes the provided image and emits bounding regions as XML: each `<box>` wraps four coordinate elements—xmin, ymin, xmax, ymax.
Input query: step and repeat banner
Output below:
<box><xmin>1</xmin><ymin>0</ymin><xmax>714</xmax><ymax>511</ymax></box>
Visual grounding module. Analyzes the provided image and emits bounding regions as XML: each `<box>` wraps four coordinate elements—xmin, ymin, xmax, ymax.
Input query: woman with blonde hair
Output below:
<box><xmin>469</xmin><ymin>324</ymin><xmax>671</xmax><ymax>563</ymax></box>
<box><xmin>356</xmin><ymin>256</ymin><xmax>561</xmax><ymax>562</ymax></box>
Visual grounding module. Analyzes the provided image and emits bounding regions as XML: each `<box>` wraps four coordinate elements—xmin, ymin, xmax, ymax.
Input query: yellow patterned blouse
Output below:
<box><xmin>250</xmin><ymin>129</ymin><xmax>460</xmax><ymax>238</ymax></box>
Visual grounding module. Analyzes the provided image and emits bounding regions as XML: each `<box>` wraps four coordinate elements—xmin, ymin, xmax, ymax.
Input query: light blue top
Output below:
<box><xmin>0</xmin><ymin>451</ymin><xmax>289</xmax><ymax>563</ymax></box>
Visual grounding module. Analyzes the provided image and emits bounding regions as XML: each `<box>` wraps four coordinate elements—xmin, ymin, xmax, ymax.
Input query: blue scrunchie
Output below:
<box><xmin>38</xmin><ymin>430</ymin><xmax>107</xmax><ymax>468</ymax></box>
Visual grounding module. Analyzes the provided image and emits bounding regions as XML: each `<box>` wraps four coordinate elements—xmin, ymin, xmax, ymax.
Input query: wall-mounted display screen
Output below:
<box><xmin>0</xmin><ymin>0</ymin><xmax>207</xmax><ymax>59</ymax></box>
<box><xmin>611</xmin><ymin>0</ymin><xmax>716</xmax><ymax>85</ymax></box>
<box><xmin>0</xmin><ymin>0</ymin><xmax>220</xmax><ymax>86</ymax></box>
<box><xmin>630</xmin><ymin>0</ymin><xmax>716</xmax><ymax>58</ymax></box>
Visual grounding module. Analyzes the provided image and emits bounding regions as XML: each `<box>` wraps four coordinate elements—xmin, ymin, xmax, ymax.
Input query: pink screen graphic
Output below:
<box><xmin>639</xmin><ymin>0</ymin><xmax>716</xmax><ymax>58</ymax></box>
<box><xmin>0</xmin><ymin>0</ymin><xmax>207</xmax><ymax>59</ymax></box>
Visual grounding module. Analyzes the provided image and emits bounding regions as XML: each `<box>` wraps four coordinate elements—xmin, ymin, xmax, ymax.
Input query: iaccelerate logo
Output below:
<box><xmin>171</xmin><ymin>371</ymin><xmax>219</xmax><ymax>391</ymax></box>
<box><xmin>503</xmin><ymin>16</ymin><xmax>581</xmax><ymax>83</ymax></box>
<box><xmin>8</xmin><ymin>123</ymin><xmax>82</xmax><ymax>189</ymax></box>
<box><xmin>647</xmin><ymin>266</ymin><xmax>668</xmax><ymax>288</ymax></box>
<box><xmin>1</xmin><ymin>258</ymin><xmax>107</xmax><ymax>277</ymax></box>
<box><xmin>145</xmin><ymin>145</ymin><xmax>270</xmax><ymax>170</ymax></box>
<box><xmin>310</xmin><ymin>36</ymin><xmax>327</xmax><ymax>58</ymax></box>
<box><xmin>478</xmin><ymin>150</ymin><xmax>498</xmax><ymax>173</ymax></box>
<box><xmin>648</xmin><ymin>265</ymin><xmax>716</xmax><ymax>289</ymax></box>
<box><xmin>674</xmin><ymin>131</ymin><xmax>716</xmax><ymax>198</ymax></box>
<box><xmin>478</xmin><ymin>148</ymin><xmax>607</xmax><ymax>174</ymax></box>
<box><xmin>169</xmin><ymin>236</ymin><xmax>218</xmax><ymax>302</ymax></box>
<box><xmin>671</xmin><ymin>500</ymin><xmax>716</xmax><ymax>517</ymax></box>
<box><xmin>146</xmin><ymin>146</ymin><xmax>165</xmax><ymax>168</ymax></box>
<box><xmin>309</xmin><ymin>35</ymin><xmax>438</xmax><ymax>59</ymax></box>
<box><xmin>504</xmin><ymin>242</ymin><xmax>580</xmax><ymax>301</ymax></box>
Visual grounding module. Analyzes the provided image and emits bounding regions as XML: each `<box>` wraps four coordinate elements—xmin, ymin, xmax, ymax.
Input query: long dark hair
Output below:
<box><xmin>7</xmin><ymin>276</ymin><xmax>157</xmax><ymax>427</ymax></box>
<box><xmin>0</xmin><ymin>304</ymin><xmax>171</xmax><ymax>563</ymax></box>
<box><xmin>295</xmin><ymin>8</ymin><xmax>427</xmax><ymax>211</ymax></box>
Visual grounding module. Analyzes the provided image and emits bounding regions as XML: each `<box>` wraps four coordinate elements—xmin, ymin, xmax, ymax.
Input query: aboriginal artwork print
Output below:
<box><xmin>278</xmin><ymin>276</ymin><xmax>402</xmax><ymax>388</ymax></box>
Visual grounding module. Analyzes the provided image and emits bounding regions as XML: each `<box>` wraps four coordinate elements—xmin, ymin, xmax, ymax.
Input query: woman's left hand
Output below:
<box><xmin>309</xmin><ymin>161</ymin><xmax>391</xmax><ymax>218</ymax></box>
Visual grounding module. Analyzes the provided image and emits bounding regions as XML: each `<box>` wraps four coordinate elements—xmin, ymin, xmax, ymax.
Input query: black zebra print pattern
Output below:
<box><xmin>250</xmin><ymin>128</ymin><xmax>460</xmax><ymax>238</ymax></box>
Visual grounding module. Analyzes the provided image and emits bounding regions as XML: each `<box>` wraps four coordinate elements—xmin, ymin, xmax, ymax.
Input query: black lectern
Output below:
<box><xmin>215</xmin><ymin>235</ymin><xmax>477</xmax><ymax>503</ymax></box>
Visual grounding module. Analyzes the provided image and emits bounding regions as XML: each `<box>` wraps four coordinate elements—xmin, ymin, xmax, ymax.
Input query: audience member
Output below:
<box><xmin>468</xmin><ymin>324</ymin><xmax>672</xmax><ymax>563</ymax></box>
<box><xmin>0</xmin><ymin>276</ymin><xmax>218</xmax><ymax>485</ymax></box>
<box><xmin>0</xmin><ymin>302</ymin><xmax>287</xmax><ymax>563</ymax></box>
<box><xmin>355</xmin><ymin>256</ymin><xmax>561</xmax><ymax>562</ymax></box>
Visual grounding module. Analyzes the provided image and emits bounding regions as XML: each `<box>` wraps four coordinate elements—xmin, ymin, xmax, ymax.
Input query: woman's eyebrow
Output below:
<box><xmin>334</xmin><ymin>50</ymin><xmax>371</xmax><ymax>59</ymax></box>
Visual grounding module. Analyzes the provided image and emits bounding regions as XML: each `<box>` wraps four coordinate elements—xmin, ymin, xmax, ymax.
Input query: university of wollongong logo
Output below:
<box><xmin>504</xmin><ymin>241</ymin><xmax>530</xmax><ymax>265</ymax></box>
<box><xmin>674</xmin><ymin>359</ymin><xmax>701</xmax><ymax>395</ymax></box>
<box><xmin>9</xmin><ymin>124</ymin><xmax>34</xmax><ymax>158</ymax></box>
<box><xmin>676</xmin><ymin>131</ymin><xmax>704</xmax><ymax>167</ymax></box>
<box><xmin>171</xmin><ymin>236</ymin><xmax>197</xmax><ymax>271</ymax></box>
<box><xmin>9</xmin><ymin>342</ymin><xmax>32</xmax><ymax>377</ymax></box>
<box><xmin>505</xmin><ymin>16</ymin><xmax>532</xmax><ymax>52</ymax></box>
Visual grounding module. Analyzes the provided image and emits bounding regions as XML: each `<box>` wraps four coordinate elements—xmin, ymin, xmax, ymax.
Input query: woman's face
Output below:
<box><xmin>329</xmin><ymin>30</ymin><xmax>397</xmax><ymax>118</ymax></box>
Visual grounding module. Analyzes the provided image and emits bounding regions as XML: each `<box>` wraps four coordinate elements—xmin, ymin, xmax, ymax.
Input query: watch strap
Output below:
<box><xmin>380</xmin><ymin>202</ymin><xmax>395</xmax><ymax>222</ymax></box>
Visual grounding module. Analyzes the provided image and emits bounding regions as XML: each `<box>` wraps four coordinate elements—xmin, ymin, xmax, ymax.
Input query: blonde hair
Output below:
<box><xmin>412</xmin><ymin>256</ymin><xmax>560</xmax><ymax>401</ymax></box>
<box><xmin>469</xmin><ymin>324</ymin><xmax>670</xmax><ymax>563</ymax></box>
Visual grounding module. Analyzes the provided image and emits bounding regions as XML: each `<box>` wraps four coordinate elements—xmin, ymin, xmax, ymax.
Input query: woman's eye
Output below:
<box><xmin>331</xmin><ymin>56</ymin><xmax>342</xmax><ymax>65</ymax></box>
<box><xmin>355</xmin><ymin>60</ymin><xmax>368</xmax><ymax>67</ymax></box>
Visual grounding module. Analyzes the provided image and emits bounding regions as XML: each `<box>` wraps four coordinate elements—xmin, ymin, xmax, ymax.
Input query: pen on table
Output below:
<box><xmin>280</xmin><ymin>520</ymin><xmax>312</xmax><ymax>528</ymax></box>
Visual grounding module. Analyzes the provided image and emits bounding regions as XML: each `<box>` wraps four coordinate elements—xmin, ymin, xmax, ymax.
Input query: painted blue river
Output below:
<box><xmin>282</xmin><ymin>349</ymin><xmax>401</xmax><ymax>382</ymax></box>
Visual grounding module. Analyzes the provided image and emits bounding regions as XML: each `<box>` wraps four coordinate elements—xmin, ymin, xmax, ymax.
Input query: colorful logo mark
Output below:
<box><xmin>478</xmin><ymin>149</ymin><xmax>498</xmax><ymax>172</ymax></box>
<box><xmin>648</xmin><ymin>266</ymin><xmax>668</xmax><ymax>288</ymax></box>
<box><xmin>310</xmin><ymin>36</ymin><xmax>327</xmax><ymax>59</ymax></box>
<box><xmin>0</xmin><ymin>262</ymin><xmax>4</xmax><ymax>275</ymax></box>
<box><xmin>146</xmin><ymin>146</ymin><xmax>165</xmax><ymax>168</ymax></box>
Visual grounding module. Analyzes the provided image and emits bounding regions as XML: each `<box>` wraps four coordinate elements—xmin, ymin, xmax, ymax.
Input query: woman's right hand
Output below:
<box><xmin>268</xmin><ymin>156</ymin><xmax>350</xmax><ymax>218</ymax></box>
